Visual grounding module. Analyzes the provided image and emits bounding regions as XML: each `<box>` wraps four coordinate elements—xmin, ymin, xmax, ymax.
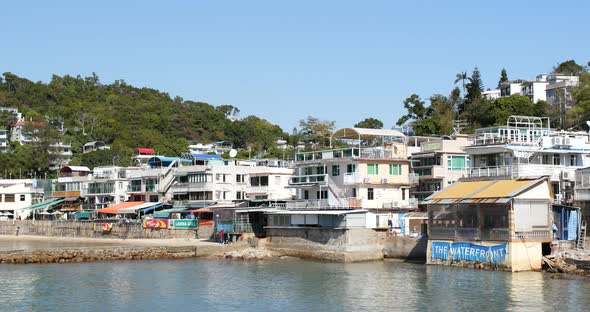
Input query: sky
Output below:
<box><xmin>1</xmin><ymin>0</ymin><xmax>589</xmax><ymax>132</ymax></box>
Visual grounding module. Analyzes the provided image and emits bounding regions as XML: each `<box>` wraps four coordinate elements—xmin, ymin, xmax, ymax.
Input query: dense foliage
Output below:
<box><xmin>0</xmin><ymin>73</ymin><xmax>290</xmax><ymax>175</ymax></box>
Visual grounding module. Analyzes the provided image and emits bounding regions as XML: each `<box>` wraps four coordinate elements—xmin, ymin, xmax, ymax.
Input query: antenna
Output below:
<box><xmin>229</xmin><ymin>149</ymin><xmax>238</xmax><ymax>158</ymax></box>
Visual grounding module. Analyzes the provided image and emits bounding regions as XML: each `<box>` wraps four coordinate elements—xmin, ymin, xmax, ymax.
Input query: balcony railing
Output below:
<box><xmin>295</xmin><ymin>147</ymin><xmax>402</xmax><ymax>162</ymax></box>
<box><xmin>343</xmin><ymin>173</ymin><xmax>363</xmax><ymax>185</ymax></box>
<box><xmin>469</xmin><ymin>164</ymin><xmax>577</xmax><ymax>180</ymax></box>
<box><xmin>289</xmin><ymin>174</ymin><xmax>327</xmax><ymax>185</ymax></box>
<box><xmin>284</xmin><ymin>198</ymin><xmax>358</xmax><ymax>210</ymax></box>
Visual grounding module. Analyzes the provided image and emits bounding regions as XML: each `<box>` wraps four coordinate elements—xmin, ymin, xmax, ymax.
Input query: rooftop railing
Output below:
<box><xmin>295</xmin><ymin>147</ymin><xmax>401</xmax><ymax>162</ymax></box>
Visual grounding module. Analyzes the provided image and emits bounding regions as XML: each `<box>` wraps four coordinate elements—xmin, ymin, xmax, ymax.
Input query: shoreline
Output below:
<box><xmin>0</xmin><ymin>235</ymin><xmax>249</xmax><ymax>264</ymax></box>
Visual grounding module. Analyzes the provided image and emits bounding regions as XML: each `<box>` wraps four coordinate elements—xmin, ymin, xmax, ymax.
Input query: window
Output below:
<box><xmin>332</xmin><ymin>165</ymin><xmax>340</xmax><ymax>176</ymax></box>
<box><xmin>553</xmin><ymin>154</ymin><xmax>561</xmax><ymax>166</ymax></box>
<box><xmin>317</xmin><ymin>190</ymin><xmax>328</xmax><ymax>199</ymax></box>
<box><xmin>260</xmin><ymin>176</ymin><xmax>269</xmax><ymax>186</ymax></box>
<box><xmin>5</xmin><ymin>194</ymin><xmax>15</xmax><ymax>202</ymax></box>
<box><xmin>367</xmin><ymin>164</ymin><xmax>379</xmax><ymax>175</ymax></box>
<box><xmin>352</xmin><ymin>188</ymin><xmax>357</xmax><ymax>198</ymax></box>
<box><xmin>250</xmin><ymin>176</ymin><xmax>260</xmax><ymax>186</ymax></box>
<box><xmin>275</xmin><ymin>176</ymin><xmax>281</xmax><ymax>185</ymax></box>
<box><xmin>236</xmin><ymin>192</ymin><xmax>242</xmax><ymax>200</ymax></box>
<box><xmin>570</xmin><ymin>155</ymin><xmax>577</xmax><ymax>166</ymax></box>
<box><xmin>402</xmin><ymin>189</ymin><xmax>406</xmax><ymax>200</ymax></box>
<box><xmin>448</xmin><ymin>156</ymin><xmax>468</xmax><ymax>170</ymax></box>
<box><xmin>317</xmin><ymin>166</ymin><xmax>325</xmax><ymax>175</ymax></box>
<box><xmin>236</xmin><ymin>174</ymin><xmax>246</xmax><ymax>183</ymax></box>
<box><xmin>542</xmin><ymin>154</ymin><xmax>550</xmax><ymax>165</ymax></box>
<box><xmin>304</xmin><ymin>190</ymin><xmax>309</xmax><ymax>200</ymax></box>
<box><xmin>20</xmin><ymin>195</ymin><xmax>25</xmax><ymax>201</ymax></box>
<box><xmin>304</xmin><ymin>167</ymin><xmax>313</xmax><ymax>175</ymax></box>
<box><xmin>367</xmin><ymin>188</ymin><xmax>374</xmax><ymax>200</ymax></box>
<box><xmin>347</xmin><ymin>164</ymin><xmax>356</xmax><ymax>173</ymax></box>
<box><xmin>389</xmin><ymin>164</ymin><xmax>401</xmax><ymax>175</ymax></box>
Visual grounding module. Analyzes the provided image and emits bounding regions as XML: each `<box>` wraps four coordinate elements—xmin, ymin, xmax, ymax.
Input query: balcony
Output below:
<box><xmin>295</xmin><ymin>147</ymin><xmax>402</xmax><ymax>163</ymax></box>
<box><xmin>343</xmin><ymin>173</ymin><xmax>363</xmax><ymax>185</ymax></box>
<box><xmin>284</xmin><ymin>199</ymin><xmax>355</xmax><ymax>210</ymax></box>
<box><xmin>51</xmin><ymin>191</ymin><xmax>81</xmax><ymax>197</ymax></box>
<box><xmin>469</xmin><ymin>164</ymin><xmax>576</xmax><ymax>180</ymax></box>
<box><xmin>289</xmin><ymin>174</ymin><xmax>327</xmax><ymax>185</ymax></box>
<box><xmin>248</xmin><ymin>186</ymin><xmax>269</xmax><ymax>194</ymax></box>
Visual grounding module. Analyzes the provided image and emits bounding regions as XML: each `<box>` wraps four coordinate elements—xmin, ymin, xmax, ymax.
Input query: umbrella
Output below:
<box><xmin>4</xmin><ymin>211</ymin><xmax>13</xmax><ymax>216</ymax></box>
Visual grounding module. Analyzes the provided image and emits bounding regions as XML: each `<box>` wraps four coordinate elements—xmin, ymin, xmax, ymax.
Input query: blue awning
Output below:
<box><xmin>191</xmin><ymin>154</ymin><xmax>223</xmax><ymax>160</ymax></box>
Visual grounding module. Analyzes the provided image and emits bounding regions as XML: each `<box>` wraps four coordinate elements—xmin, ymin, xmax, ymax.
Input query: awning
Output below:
<box><xmin>24</xmin><ymin>198</ymin><xmax>65</xmax><ymax>211</ymax></box>
<box><xmin>117</xmin><ymin>202</ymin><xmax>163</xmax><ymax>214</ymax></box>
<box><xmin>96</xmin><ymin>202</ymin><xmax>144</xmax><ymax>214</ymax></box>
<box><xmin>63</xmin><ymin>197</ymin><xmax>80</xmax><ymax>202</ymax></box>
<box><xmin>193</xmin><ymin>207</ymin><xmax>212</xmax><ymax>213</ymax></box>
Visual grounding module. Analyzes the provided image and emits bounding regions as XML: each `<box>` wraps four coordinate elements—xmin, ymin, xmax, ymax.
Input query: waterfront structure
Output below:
<box><xmin>424</xmin><ymin>177</ymin><xmax>553</xmax><ymax>271</ymax></box>
<box><xmin>410</xmin><ymin>135</ymin><xmax>472</xmax><ymax>202</ymax></box>
<box><xmin>466</xmin><ymin>116</ymin><xmax>590</xmax><ymax>206</ymax></box>
<box><xmin>51</xmin><ymin>166</ymin><xmax>92</xmax><ymax>210</ymax></box>
<box><xmin>0</xmin><ymin>179</ymin><xmax>45</xmax><ymax>219</ymax></box>
<box><xmin>288</xmin><ymin>127</ymin><xmax>415</xmax><ymax>210</ymax></box>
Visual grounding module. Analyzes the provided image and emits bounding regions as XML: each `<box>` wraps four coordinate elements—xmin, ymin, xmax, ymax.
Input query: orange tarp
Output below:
<box><xmin>96</xmin><ymin>202</ymin><xmax>144</xmax><ymax>214</ymax></box>
<box><xmin>193</xmin><ymin>207</ymin><xmax>212</xmax><ymax>213</ymax></box>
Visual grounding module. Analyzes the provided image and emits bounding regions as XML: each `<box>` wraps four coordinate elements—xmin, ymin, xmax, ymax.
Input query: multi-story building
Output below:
<box><xmin>169</xmin><ymin>158</ymin><xmax>294</xmax><ymax>205</ymax></box>
<box><xmin>84</xmin><ymin>166</ymin><xmax>132</xmax><ymax>209</ymax></box>
<box><xmin>545</xmin><ymin>74</ymin><xmax>579</xmax><ymax>108</ymax></box>
<box><xmin>500</xmin><ymin>80</ymin><xmax>525</xmax><ymax>97</ymax></box>
<box><xmin>83</xmin><ymin>141</ymin><xmax>110</xmax><ymax>153</ymax></box>
<box><xmin>482</xmin><ymin>89</ymin><xmax>500</xmax><ymax>100</ymax></box>
<box><xmin>466</xmin><ymin>115</ymin><xmax>590</xmax><ymax>205</ymax></box>
<box><xmin>288</xmin><ymin>128</ymin><xmax>415</xmax><ymax>210</ymax></box>
<box><xmin>0</xmin><ymin>179</ymin><xmax>45</xmax><ymax>219</ymax></box>
<box><xmin>48</xmin><ymin>142</ymin><xmax>73</xmax><ymax>171</ymax></box>
<box><xmin>520</xmin><ymin>74</ymin><xmax>548</xmax><ymax>103</ymax></box>
<box><xmin>410</xmin><ymin>135</ymin><xmax>472</xmax><ymax>201</ymax></box>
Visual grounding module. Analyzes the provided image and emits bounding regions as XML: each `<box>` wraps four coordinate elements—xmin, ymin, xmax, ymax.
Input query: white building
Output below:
<box><xmin>0</xmin><ymin>129</ymin><xmax>9</xmax><ymax>153</ymax></box>
<box><xmin>169</xmin><ymin>158</ymin><xmax>294</xmax><ymax>204</ymax></box>
<box><xmin>187</xmin><ymin>141</ymin><xmax>233</xmax><ymax>155</ymax></box>
<box><xmin>84</xmin><ymin>166</ymin><xmax>132</xmax><ymax>209</ymax></box>
<box><xmin>288</xmin><ymin>128</ymin><xmax>416</xmax><ymax>210</ymax></box>
<box><xmin>482</xmin><ymin>89</ymin><xmax>500</xmax><ymax>100</ymax></box>
<box><xmin>500</xmin><ymin>81</ymin><xmax>525</xmax><ymax>97</ymax></box>
<box><xmin>48</xmin><ymin>142</ymin><xmax>73</xmax><ymax>171</ymax></box>
<box><xmin>466</xmin><ymin>116</ymin><xmax>590</xmax><ymax>205</ymax></box>
<box><xmin>83</xmin><ymin>141</ymin><xmax>110</xmax><ymax>153</ymax></box>
<box><xmin>520</xmin><ymin>74</ymin><xmax>548</xmax><ymax>103</ymax></box>
<box><xmin>0</xmin><ymin>179</ymin><xmax>45</xmax><ymax>219</ymax></box>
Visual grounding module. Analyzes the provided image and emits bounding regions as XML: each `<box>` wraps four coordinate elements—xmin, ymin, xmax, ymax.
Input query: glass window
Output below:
<box><xmin>448</xmin><ymin>156</ymin><xmax>467</xmax><ymax>170</ymax></box>
<box><xmin>553</xmin><ymin>154</ymin><xmax>560</xmax><ymax>166</ymax></box>
<box><xmin>317</xmin><ymin>166</ymin><xmax>325</xmax><ymax>175</ymax></box>
<box><xmin>570</xmin><ymin>155</ymin><xmax>576</xmax><ymax>166</ymax></box>
<box><xmin>346</xmin><ymin>164</ymin><xmax>356</xmax><ymax>173</ymax></box>
<box><xmin>367</xmin><ymin>188</ymin><xmax>374</xmax><ymax>200</ymax></box>
<box><xmin>332</xmin><ymin>165</ymin><xmax>340</xmax><ymax>176</ymax></box>
<box><xmin>389</xmin><ymin>164</ymin><xmax>401</xmax><ymax>175</ymax></box>
<box><xmin>367</xmin><ymin>164</ymin><xmax>379</xmax><ymax>175</ymax></box>
<box><xmin>20</xmin><ymin>195</ymin><xmax>25</xmax><ymax>201</ymax></box>
<box><xmin>5</xmin><ymin>194</ymin><xmax>15</xmax><ymax>202</ymax></box>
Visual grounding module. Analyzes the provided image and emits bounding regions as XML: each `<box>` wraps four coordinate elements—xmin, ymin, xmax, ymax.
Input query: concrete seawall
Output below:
<box><xmin>266</xmin><ymin>227</ymin><xmax>426</xmax><ymax>262</ymax></box>
<box><xmin>0</xmin><ymin>236</ymin><xmax>248</xmax><ymax>264</ymax></box>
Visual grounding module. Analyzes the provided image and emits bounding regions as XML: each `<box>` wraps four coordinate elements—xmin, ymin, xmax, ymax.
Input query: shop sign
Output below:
<box><xmin>143</xmin><ymin>219</ymin><xmax>168</xmax><ymax>229</ymax></box>
<box><xmin>170</xmin><ymin>219</ymin><xmax>198</xmax><ymax>229</ymax></box>
<box><xmin>431</xmin><ymin>242</ymin><xmax>507</xmax><ymax>263</ymax></box>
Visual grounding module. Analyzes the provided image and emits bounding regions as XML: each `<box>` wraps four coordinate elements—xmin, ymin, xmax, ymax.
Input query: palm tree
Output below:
<box><xmin>454</xmin><ymin>71</ymin><xmax>467</xmax><ymax>93</ymax></box>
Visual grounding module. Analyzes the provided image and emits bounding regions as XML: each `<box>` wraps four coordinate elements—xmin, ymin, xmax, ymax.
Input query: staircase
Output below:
<box><xmin>577</xmin><ymin>220</ymin><xmax>587</xmax><ymax>250</ymax></box>
<box><xmin>327</xmin><ymin>175</ymin><xmax>349</xmax><ymax>209</ymax></box>
<box><xmin>158</xmin><ymin>159</ymin><xmax>179</xmax><ymax>193</ymax></box>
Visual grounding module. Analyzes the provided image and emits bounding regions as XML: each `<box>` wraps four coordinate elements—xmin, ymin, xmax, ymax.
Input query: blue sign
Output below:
<box><xmin>431</xmin><ymin>242</ymin><xmax>507</xmax><ymax>263</ymax></box>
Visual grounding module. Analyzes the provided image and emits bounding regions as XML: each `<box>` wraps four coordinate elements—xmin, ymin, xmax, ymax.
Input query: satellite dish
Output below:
<box><xmin>229</xmin><ymin>149</ymin><xmax>238</xmax><ymax>158</ymax></box>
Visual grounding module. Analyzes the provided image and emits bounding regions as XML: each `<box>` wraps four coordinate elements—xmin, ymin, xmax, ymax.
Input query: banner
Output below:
<box><xmin>170</xmin><ymin>219</ymin><xmax>198</xmax><ymax>229</ymax></box>
<box><xmin>143</xmin><ymin>219</ymin><xmax>168</xmax><ymax>229</ymax></box>
<box><xmin>431</xmin><ymin>241</ymin><xmax>507</xmax><ymax>263</ymax></box>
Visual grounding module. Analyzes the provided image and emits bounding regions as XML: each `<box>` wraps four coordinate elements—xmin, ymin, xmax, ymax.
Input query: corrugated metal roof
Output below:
<box><xmin>470</xmin><ymin>180</ymin><xmax>533</xmax><ymax>198</ymax></box>
<box><xmin>432</xmin><ymin>181</ymin><xmax>492</xmax><ymax>199</ymax></box>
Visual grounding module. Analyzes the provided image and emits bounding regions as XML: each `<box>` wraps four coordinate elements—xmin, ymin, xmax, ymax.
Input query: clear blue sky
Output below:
<box><xmin>1</xmin><ymin>0</ymin><xmax>589</xmax><ymax>131</ymax></box>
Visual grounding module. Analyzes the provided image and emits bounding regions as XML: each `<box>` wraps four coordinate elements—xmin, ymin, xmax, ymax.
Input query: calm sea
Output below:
<box><xmin>0</xmin><ymin>257</ymin><xmax>588</xmax><ymax>312</ymax></box>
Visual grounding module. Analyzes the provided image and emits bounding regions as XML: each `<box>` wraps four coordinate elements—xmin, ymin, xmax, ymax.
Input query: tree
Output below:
<box><xmin>354</xmin><ymin>117</ymin><xmax>383</xmax><ymax>129</ymax></box>
<box><xmin>489</xmin><ymin>95</ymin><xmax>536</xmax><ymax>125</ymax></box>
<box><xmin>498</xmin><ymin>68</ymin><xmax>508</xmax><ymax>88</ymax></box>
<box><xmin>298</xmin><ymin>116</ymin><xmax>335</xmax><ymax>147</ymax></box>
<box><xmin>465</xmin><ymin>67</ymin><xmax>484</xmax><ymax>104</ymax></box>
<box><xmin>554</xmin><ymin>60</ymin><xmax>586</xmax><ymax>76</ymax></box>
<box><xmin>454</xmin><ymin>71</ymin><xmax>468</xmax><ymax>93</ymax></box>
<box><xmin>566</xmin><ymin>72</ymin><xmax>590</xmax><ymax>129</ymax></box>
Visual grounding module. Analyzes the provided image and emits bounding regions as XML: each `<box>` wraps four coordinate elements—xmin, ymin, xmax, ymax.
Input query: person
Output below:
<box><xmin>16</xmin><ymin>226</ymin><xmax>20</xmax><ymax>237</ymax></box>
<box><xmin>219</xmin><ymin>229</ymin><xmax>225</xmax><ymax>244</ymax></box>
<box><xmin>387</xmin><ymin>218</ymin><xmax>393</xmax><ymax>235</ymax></box>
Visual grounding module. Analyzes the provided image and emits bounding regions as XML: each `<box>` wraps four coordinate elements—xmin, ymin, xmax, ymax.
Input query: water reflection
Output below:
<box><xmin>0</xmin><ymin>260</ymin><xmax>588</xmax><ymax>312</ymax></box>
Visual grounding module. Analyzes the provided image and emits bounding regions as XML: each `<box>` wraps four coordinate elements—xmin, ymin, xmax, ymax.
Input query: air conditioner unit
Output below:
<box><xmin>381</xmin><ymin>178</ymin><xmax>388</xmax><ymax>184</ymax></box>
<box><xmin>563</xmin><ymin>137</ymin><xmax>572</xmax><ymax>146</ymax></box>
<box><xmin>552</xmin><ymin>137</ymin><xmax>563</xmax><ymax>146</ymax></box>
<box><xmin>393</xmin><ymin>201</ymin><xmax>399</xmax><ymax>207</ymax></box>
<box><xmin>363</xmin><ymin>177</ymin><xmax>371</xmax><ymax>183</ymax></box>
<box><xmin>561</xmin><ymin>171</ymin><xmax>572</xmax><ymax>180</ymax></box>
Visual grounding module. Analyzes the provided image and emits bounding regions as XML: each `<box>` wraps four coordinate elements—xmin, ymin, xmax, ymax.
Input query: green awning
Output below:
<box><xmin>153</xmin><ymin>208</ymin><xmax>189</xmax><ymax>218</ymax></box>
<box><xmin>24</xmin><ymin>198</ymin><xmax>65</xmax><ymax>210</ymax></box>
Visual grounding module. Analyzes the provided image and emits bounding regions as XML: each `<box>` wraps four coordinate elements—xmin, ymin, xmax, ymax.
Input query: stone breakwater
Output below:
<box><xmin>0</xmin><ymin>243</ymin><xmax>249</xmax><ymax>264</ymax></box>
